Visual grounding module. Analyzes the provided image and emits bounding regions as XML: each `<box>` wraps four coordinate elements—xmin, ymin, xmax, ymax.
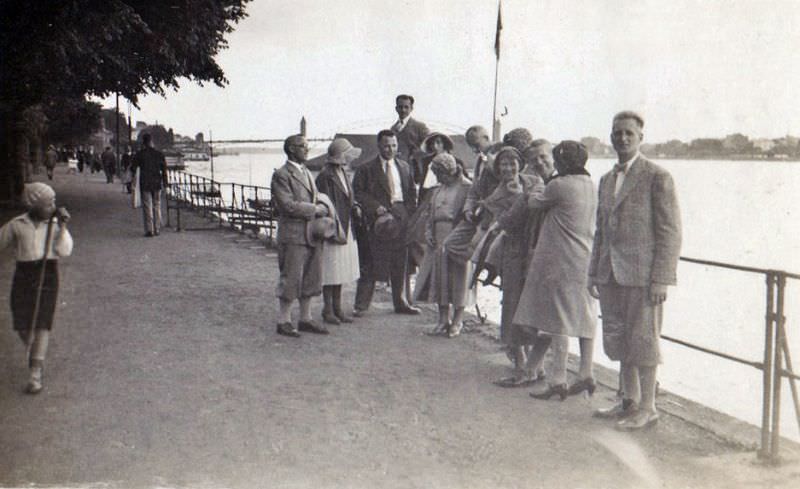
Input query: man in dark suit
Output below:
<box><xmin>352</xmin><ymin>129</ymin><xmax>420</xmax><ymax>316</ymax></box>
<box><xmin>270</xmin><ymin>134</ymin><xmax>331</xmax><ymax>338</ymax></box>
<box><xmin>130</xmin><ymin>133</ymin><xmax>168</xmax><ymax>237</ymax></box>
<box><xmin>391</xmin><ymin>94</ymin><xmax>429</xmax><ymax>183</ymax></box>
<box><xmin>589</xmin><ymin>111</ymin><xmax>682</xmax><ymax>430</ymax></box>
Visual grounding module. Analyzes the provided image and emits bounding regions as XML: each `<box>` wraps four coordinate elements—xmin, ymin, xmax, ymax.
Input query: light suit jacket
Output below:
<box><xmin>271</xmin><ymin>162</ymin><xmax>319</xmax><ymax>246</ymax></box>
<box><xmin>588</xmin><ymin>156</ymin><xmax>682</xmax><ymax>287</ymax></box>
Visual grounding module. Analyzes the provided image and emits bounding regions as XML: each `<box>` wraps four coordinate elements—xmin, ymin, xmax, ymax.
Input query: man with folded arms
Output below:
<box><xmin>589</xmin><ymin>111</ymin><xmax>682</xmax><ymax>430</ymax></box>
<box><xmin>271</xmin><ymin>134</ymin><xmax>330</xmax><ymax>337</ymax></box>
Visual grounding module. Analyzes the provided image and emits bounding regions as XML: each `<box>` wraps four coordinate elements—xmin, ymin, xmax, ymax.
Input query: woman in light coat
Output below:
<box><xmin>512</xmin><ymin>141</ymin><xmax>598</xmax><ymax>401</ymax></box>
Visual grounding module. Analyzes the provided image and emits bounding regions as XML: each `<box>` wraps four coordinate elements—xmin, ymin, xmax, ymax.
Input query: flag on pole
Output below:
<box><xmin>494</xmin><ymin>1</ymin><xmax>503</xmax><ymax>60</ymax></box>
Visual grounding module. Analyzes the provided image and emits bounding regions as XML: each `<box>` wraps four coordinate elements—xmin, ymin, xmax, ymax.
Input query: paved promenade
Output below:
<box><xmin>0</xmin><ymin>168</ymin><xmax>797</xmax><ymax>488</ymax></box>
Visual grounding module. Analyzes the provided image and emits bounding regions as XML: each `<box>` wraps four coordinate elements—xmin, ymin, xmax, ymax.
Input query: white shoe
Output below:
<box><xmin>25</xmin><ymin>367</ymin><xmax>43</xmax><ymax>394</ymax></box>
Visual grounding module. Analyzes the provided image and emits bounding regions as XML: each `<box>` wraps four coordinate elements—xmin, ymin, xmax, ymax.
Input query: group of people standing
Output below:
<box><xmin>271</xmin><ymin>95</ymin><xmax>682</xmax><ymax>432</ymax></box>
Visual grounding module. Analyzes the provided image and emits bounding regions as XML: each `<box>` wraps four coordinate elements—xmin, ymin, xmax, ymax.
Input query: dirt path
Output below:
<box><xmin>0</xmin><ymin>168</ymin><xmax>795</xmax><ymax>488</ymax></box>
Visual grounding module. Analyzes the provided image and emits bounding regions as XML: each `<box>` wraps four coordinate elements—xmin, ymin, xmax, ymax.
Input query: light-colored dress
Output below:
<box><xmin>316</xmin><ymin>164</ymin><xmax>360</xmax><ymax>285</ymax></box>
<box><xmin>513</xmin><ymin>174</ymin><xmax>597</xmax><ymax>338</ymax></box>
<box><xmin>413</xmin><ymin>177</ymin><xmax>475</xmax><ymax>307</ymax></box>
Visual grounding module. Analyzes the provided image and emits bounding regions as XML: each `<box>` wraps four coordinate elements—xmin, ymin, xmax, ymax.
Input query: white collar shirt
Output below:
<box><xmin>0</xmin><ymin>213</ymin><xmax>73</xmax><ymax>261</ymax></box>
<box><xmin>381</xmin><ymin>157</ymin><xmax>404</xmax><ymax>203</ymax></box>
<box><xmin>614</xmin><ymin>152</ymin><xmax>640</xmax><ymax>197</ymax></box>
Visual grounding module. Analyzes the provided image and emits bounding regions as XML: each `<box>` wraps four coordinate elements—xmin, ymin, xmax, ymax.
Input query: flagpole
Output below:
<box><xmin>491</xmin><ymin>0</ymin><xmax>502</xmax><ymax>142</ymax></box>
<box><xmin>492</xmin><ymin>51</ymin><xmax>500</xmax><ymax>142</ymax></box>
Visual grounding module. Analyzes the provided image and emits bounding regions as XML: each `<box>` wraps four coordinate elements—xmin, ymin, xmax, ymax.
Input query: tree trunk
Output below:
<box><xmin>0</xmin><ymin>110</ymin><xmax>28</xmax><ymax>203</ymax></box>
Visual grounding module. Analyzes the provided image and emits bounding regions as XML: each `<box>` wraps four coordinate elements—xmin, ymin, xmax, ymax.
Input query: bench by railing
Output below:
<box><xmin>165</xmin><ymin>169</ymin><xmax>276</xmax><ymax>242</ymax></box>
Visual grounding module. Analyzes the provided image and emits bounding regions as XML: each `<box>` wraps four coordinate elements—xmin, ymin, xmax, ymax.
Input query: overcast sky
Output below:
<box><xmin>101</xmin><ymin>0</ymin><xmax>800</xmax><ymax>143</ymax></box>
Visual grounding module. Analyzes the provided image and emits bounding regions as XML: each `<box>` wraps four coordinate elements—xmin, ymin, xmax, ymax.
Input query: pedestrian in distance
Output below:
<box><xmin>271</xmin><ymin>134</ymin><xmax>332</xmax><ymax>337</ymax></box>
<box><xmin>130</xmin><ymin>133</ymin><xmax>168</xmax><ymax>237</ymax></box>
<box><xmin>44</xmin><ymin>145</ymin><xmax>58</xmax><ymax>180</ymax></box>
<box><xmin>315</xmin><ymin>137</ymin><xmax>363</xmax><ymax>325</ymax></box>
<box><xmin>101</xmin><ymin>146</ymin><xmax>116</xmax><ymax>183</ymax></box>
<box><xmin>0</xmin><ymin>183</ymin><xmax>73</xmax><ymax>394</ymax></box>
<box><xmin>589</xmin><ymin>111</ymin><xmax>682</xmax><ymax>430</ymax></box>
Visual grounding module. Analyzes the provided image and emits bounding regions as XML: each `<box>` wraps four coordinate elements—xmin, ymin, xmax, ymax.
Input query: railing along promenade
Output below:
<box><xmin>164</xmin><ymin>169</ymin><xmax>799</xmax><ymax>464</ymax></box>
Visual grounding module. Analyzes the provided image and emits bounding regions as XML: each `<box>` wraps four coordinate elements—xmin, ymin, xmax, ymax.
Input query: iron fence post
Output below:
<box><xmin>760</xmin><ymin>273</ymin><xmax>775</xmax><ymax>459</ymax></box>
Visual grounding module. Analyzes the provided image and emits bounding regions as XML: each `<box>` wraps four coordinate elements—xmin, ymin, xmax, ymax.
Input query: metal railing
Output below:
<box><xmin>670</xmin><ymin>257</ymin><xmax>800</xmax><ymax>464</ymax></box>
<box><xmin>165</xmin><ymin>169</ymin><xmax>276</xmax><ymax>242</ymax></box>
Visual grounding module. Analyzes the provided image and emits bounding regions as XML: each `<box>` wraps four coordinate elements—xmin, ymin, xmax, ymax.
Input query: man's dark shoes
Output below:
<box><xmin>395</xmin><ymin>304</ymin><xmax>421</xmax><ymax>315</ymax></box>
<box><xmin>145</xmin><ymin>231</ymin><xmax>154</xmax><ymax>237</ymax></box>
<box><xmin>276</xmin><ymin>322</ymin><xmax>300</xmax><ymax>338</ymax></box>
<box><xmin>322</xmin><ymin>311</ymin><xmax>341</xmax><ymax>325</ymax></box>
<box><xmin>352</xmin><ymin>308</ymin><xmax>366</xmax><ymax>318</ymax></box>
<box><xmin>334</xmin><ymin>310</ymin><xmax>354</xmax><ymax>323</ymax></box>
<box><xmin>298</xmin><ymin>320</ymin><xmax>329</xmax><ymax>335</ymax></box>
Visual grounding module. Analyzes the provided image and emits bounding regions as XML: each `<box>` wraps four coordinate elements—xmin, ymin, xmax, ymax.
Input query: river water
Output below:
<box><xmin>185</xmin><ymin>145</ymin><xmax>800</xmax><ymax>441</ymax></box>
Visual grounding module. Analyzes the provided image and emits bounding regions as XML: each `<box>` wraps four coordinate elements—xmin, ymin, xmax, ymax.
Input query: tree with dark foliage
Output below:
<box><xmin>0</xmin><ymin>0</ymin><xmax>250</xmax><ymax>201</ymax></box>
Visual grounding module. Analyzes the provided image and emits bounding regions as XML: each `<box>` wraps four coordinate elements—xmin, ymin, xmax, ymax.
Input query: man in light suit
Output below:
<box><xmin>352</xmin><ymin>130</ymin><xmax>420</xmax><ymax>316</ymax></box>
<box><xmin>391</xmin><ymin>94</ymin><xmax>429</xmax><ymax>185</ymax></box>
<box><xmin>271</xmin><ymin>134</ymin><xmax>331</xmax><ymax>337</ymax></box>
<box><xmin>588</xmin><ymin>111</ymin><xmax>682</xmax><ymax>430</ymax></box>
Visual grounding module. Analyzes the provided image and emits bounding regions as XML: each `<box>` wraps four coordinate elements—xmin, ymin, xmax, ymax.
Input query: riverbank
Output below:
<box><xmin>0</xmin><ymin>166</ymin><xmax>798</xmax><ymax>488</ymax></box>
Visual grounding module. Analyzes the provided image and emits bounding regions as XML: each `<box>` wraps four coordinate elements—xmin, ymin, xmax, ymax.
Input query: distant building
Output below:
<box><xmin>752</xmin><ymin>138</ymin><xmax>775</xmax><ymax>152</ymax></box>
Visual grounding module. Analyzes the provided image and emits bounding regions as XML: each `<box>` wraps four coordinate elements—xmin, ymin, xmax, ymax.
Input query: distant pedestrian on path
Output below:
<box><xmin>589</xmin><ymin>111</ymin><xmax>682</xmax><ymax>430</ymax></box>
<box><xmin>130</xmin><ymin>133</ymin><xmax>168</xmax><ymax>237</ymax></box>
<box><xmin>101</xmin><ymin>146</ymin><xmax>116</xmax><ymax>184</ymax></box>
<box><xmin>271</xmin><ymin>134</ymin><xmax>331</xmax><ymax>337</ymax></box>
<box><xmin>0</xmin><ymin>183</ymin><xmax>73</xmax><ymax>394</ymax></box>
<box><xmin>315</xmin><ymin>138</ymin><xmax>362</xmax><ymax>325</ymax></box>
<box><xmin>44</xmin><ymin>145</ymin><xmax>58</xmax><ymax>180</ymax></box>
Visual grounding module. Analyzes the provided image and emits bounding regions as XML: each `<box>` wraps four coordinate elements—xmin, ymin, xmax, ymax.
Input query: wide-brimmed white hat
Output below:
<box><xmin>326</xmin><ymin>138</ymin><xmax>362</xmax><ymax>166</ymax></box>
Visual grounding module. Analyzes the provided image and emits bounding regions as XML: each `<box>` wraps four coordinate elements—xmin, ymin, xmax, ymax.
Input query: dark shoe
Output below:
<box><xmin>154</xmin><ymin>230</ymin><xmax>160</xmax><ymax>236</ymax></box>
<box><xmin>145</xmin><ymin>231</ymin><xmax>154</xmax><ymax>237</ymax></box>
<box><xmin>298</xmin><ymin>320</ymin><xmax>329</xmax><ymax>335</ymax></box>
<box><xmin>493</xmin><ymin>375</ymin><xmax>538</xmax><ymax>388</ymax></box>
<box><xmin>395</xmin><ymin>305</ymin><xmax>421</xmax><ymax>315</ymax></box>
<box><xmin>529</xmin><ymin>383</ymin><xmax>568</xmax><ymax>401</ymax></box>
<box><xmin>276</xmin><ymin>322</ymin><xmax>300</xmax><ymax>338</ymax></box>
<box><xmin>426</xmin><ymin>322</ymin><xmax>450</xmax><ymax>337</ymax></box>
<box><xmin>567</xmin><ymin>377</ymin><xmax>597</xmax><ymax>396</ymax></box>
<box><xmin>334</xmin><ymin>310</ymin><xmax>354</xmax><ymax>323</ymax></box>
<box><xmin>616</xmin><ymin>410</ymin><xmax>660</xmax><ymax>431</ymax></box>
<box><xmin>352</xmin><ymin>308</ymin><xmax>367</xmax><ymax>318</ymax></box>
<box><xmin>593</xmin><ymin>399</ymin><xmax>637</xmax><ymax>419</ymax></box>
<box><xmin>322</xmin><ymin>311</ymin><xmax>341</xmax><ymax>325</ymax></box>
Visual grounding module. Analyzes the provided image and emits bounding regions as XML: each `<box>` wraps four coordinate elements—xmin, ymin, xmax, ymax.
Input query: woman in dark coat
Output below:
<box><xmin>315</xmin><ymin>138</ymin><xmax>362</xmax><ymax>324</ymax></box>
<box><xmin>483</xmin><ymin>147</ymin><xmax>545</xmax><ymax>386</ymax></box>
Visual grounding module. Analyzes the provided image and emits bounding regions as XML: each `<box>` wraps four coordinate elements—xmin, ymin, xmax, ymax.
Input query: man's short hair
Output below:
<box><xmin>502</xmin><ymin>128</ymin><xmax>534</xmax><ymax>152</ymax></box>
<box><xmin>527</xmin><ymin>139</ymin><xmax>550</xmax><ymax>150</ymax></box>
<box><xmin>612</xmin><ymin>111</ymin><xmax>645</xmax><ymax>130</ymax></box>
<box><xmin>283</xmin><ymin>134</ymin><xmax>305</xmax><ymax>155</ymax></box>
<box><xmin>465</xmin><ymin>125</ymin><xmax>488</xmax><ymax>141</ymax></box>
<box><xmin>142</xmin><ymin>133</ymin><xmax>152</xmax><ymax>145</ymax></box>
<box><xmin>377</xmin><ymin>129</ymin><xmax>396</xmax><ymax>143</ymax></box>
<box><xmin>395</xmin><ymin>94</ymin><xmax>415</xmax><ymax>106</ymax></box>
